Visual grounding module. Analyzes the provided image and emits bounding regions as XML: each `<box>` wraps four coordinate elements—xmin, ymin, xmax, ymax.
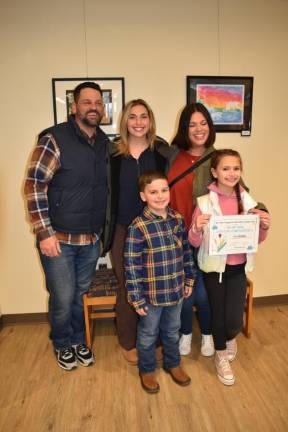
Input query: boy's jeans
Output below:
<box><xmin>38</xmin><ymin>241</ymin><xmax>100</xmax><ymax>349</ymax></box>
<box><xmin>137</xmin><ymin>301</ymin><xmax>182</xmax><ymax>373</ymax></box>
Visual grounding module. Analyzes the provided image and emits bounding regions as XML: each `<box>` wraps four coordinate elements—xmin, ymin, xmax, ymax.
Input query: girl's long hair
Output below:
<box><xmin>210</xmin><ymin>149</ymin><xmax>244</xmax><ymax>214</ymax></box>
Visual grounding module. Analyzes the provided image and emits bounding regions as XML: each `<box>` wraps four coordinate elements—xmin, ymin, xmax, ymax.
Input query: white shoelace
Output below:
<box><xmin>217</xmin><ymin>356</ymin><xmax>232</xmax><ymax>377</ymax></box>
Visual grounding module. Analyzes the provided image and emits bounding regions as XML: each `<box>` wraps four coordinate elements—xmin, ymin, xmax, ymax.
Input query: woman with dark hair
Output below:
<box><xmin>110</xmin><ymin>99</ymin><xmax>171</xmax><ymax>364</ymax></box>
<box><xmin>167</xmin><ymin>103</ymin><xmax>216</xmax><ymax>357</ymax></box>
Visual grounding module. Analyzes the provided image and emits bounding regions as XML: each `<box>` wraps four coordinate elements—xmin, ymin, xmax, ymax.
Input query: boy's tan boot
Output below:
<box><xmin>165</xmin><ymin>366</ymin><xmax>191</xmax><ymax>386</ymax></box>
<box><xmin>139</xmin><ymin>372</ymin><xmax>160</xmax><ymax>394</ymax></box>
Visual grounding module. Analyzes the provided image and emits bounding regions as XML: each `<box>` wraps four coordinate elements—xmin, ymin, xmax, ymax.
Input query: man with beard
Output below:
<box><xmin>25</xmin><ymin>82</ymin><xmax>112</xmax><ymax>370</ymax></box>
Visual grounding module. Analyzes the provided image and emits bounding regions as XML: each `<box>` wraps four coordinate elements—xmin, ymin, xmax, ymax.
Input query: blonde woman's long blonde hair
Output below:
<box><xmin>114</xmin><ymin>99</ymin><xmax>157</xmax><ymax>156</ymax></box>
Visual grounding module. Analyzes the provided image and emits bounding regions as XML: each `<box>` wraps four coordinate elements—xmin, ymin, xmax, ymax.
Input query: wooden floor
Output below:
<box><xmin>0</xmin><ymin>305</ymin><xmax>288</xmax><ymax>432</ymax></box>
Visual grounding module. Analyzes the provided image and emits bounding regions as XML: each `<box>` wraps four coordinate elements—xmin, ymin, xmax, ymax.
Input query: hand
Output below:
<box><xmin>249</xmin><ymin>208</ymin><xmax>271</xmax><ymax>230</ymax></box>
<box><xmin>195</xmin><ymin>214</ymin><xmax>211</xmax><ymax>232</ymax></box>
<box><xmin>39</xmin><ymin>235</ymin><xmax>61</xmax><ymax>257</ymax></box>
<box><xmin>183</xmin><ymin>285</ymin><xmax>193</xmax><ymax>298</ymax></box>
<box><xmin>136</xmin><ymin>306</ymin><xmax>148</xmax><ymax>316</ymax></box>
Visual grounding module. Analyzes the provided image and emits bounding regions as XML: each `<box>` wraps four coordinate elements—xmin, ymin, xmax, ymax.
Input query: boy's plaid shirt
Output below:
<box><xmin>124</xmin><ymin>206</ymin><xmax>197</xmax><ymax>310</ymax></box>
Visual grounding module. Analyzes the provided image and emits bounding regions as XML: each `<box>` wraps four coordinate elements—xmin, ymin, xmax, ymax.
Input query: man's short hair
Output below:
<box><xmin>138</xmin><ymin>171</ymin><xmax>168</xmax><ymax>192</ymax></box>
<box><xmin>73</xmin><ymin>81</ymin><xmax>103</xmax><ymax>102</ymax></box>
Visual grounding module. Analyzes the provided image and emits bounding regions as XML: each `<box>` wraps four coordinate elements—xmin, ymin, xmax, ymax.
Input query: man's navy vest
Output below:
<box><xmin>41</xmin><ymin>116</ymin><xmax>108</xmax><ymax>235</ymax></box>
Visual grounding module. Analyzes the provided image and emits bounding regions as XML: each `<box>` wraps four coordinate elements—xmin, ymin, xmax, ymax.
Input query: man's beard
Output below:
<box><xmin>80</xmin><ymin>110</ymin><xmax>102</xmax><ymax>127</ymax></box>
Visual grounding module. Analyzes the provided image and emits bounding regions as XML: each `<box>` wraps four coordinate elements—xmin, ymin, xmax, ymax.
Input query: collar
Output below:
<box><xmin>142</xmin><ymin>206</ymin><xmax>175</xmax><ymax>221</ymax></box>
<box><xmin>208</xmin><ymin>182</ymin><xmax>245</xmax><ymax>196</ymax></box>
<box><xmin>68</xmin><ymin>115</ymin><xmax>101</xmax><ymax>145</ymax></box>
<box><xmin>126</xmin><ymin>146</ymin><xmax>152</xmax><ymax>160</ymax></box>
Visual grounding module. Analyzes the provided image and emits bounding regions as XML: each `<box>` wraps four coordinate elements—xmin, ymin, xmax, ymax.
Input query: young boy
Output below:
<box><xmin>124</xmin><ymin>171</ymin><xmax>197</xmax><ymax>394</ymax></box>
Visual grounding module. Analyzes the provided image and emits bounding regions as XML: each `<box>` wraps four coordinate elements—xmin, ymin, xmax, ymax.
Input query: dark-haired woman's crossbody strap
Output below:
<box><xmin>169</xmin><ymin>152</ymin><xmax>215</xmax><ymax>188</ymax></box>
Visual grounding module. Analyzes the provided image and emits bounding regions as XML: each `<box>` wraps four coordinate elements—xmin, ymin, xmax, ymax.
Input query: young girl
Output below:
<box><xmin>188</xmin><ymin>149</ymin><xmax>270</xmax><ymax>386</ymax></box>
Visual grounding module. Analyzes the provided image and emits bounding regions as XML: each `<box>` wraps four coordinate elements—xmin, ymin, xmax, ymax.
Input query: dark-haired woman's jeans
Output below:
<box><xmin>180</xmin><ymin>269</ymin><xmax>211</xmax><ymax>335</ymax></box>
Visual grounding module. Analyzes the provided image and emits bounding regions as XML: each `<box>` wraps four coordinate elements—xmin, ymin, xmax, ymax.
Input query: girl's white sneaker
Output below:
<box><xmin>201</xmin><ymin>334</ymin><xmax>215</xmax><ymax>357</ymax></box>
<box><xmin>179</xmin><ymin>333</ymin><xmax>192</xmax><ymax>355</ymax></box>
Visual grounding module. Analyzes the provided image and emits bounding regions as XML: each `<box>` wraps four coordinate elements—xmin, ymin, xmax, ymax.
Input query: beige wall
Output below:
<box><xmin>1</xmin><ymin>0</ymin><xmax>287</xmax><ymax>314</ymax></box>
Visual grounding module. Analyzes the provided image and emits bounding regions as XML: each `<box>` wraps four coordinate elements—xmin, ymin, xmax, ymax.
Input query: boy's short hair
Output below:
<box><xmin>138</xmin><ymin>171</ymin><xmax>168</xmax><ymax>192</ymax></box>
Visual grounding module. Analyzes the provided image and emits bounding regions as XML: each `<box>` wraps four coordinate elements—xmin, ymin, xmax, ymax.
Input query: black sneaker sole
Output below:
<box><xmin>75</xmin><ymin>357</ymin><xmax>95</xmax><ymax>367</ymax></box>
<box><xmin>57</xmin><ymin>361</ymin><xmax>78</xmax><ymax>371</ymax></box>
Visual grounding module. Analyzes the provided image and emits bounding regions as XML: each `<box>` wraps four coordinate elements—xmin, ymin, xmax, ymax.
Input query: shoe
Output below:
<box><xmin>215</xmin><ymin>351</ymin><xmax>235</xmax><ymax>386</ymax></box>
<box><xmin>120</xmin><ymin>347</ymin><xmax>138</xmax><ymax>365</ymax></box>
<box><xmin>72</xmin><ymin>344</ymin><xmax>94</xmax><ymax>367</ymax></box>
<box><xmin>164</xmin><ymin>366</ymin><xmax>191</xmax><ymax>386</ymax></box>
<box><xmin>139</xmin><ymin>372</ymin><xmax>160</xmax><ymax>394</ymax></box>
<box><xmin>227</xmin><ymin>338</ymin><xmax>237</xmax><ymax>362</ymax></box>
<box><xmin>156</xmin><ymin>346</ymin><xmax>163</xmax><ymax>363</ymax></box>
<box><xmin>55</xmin><ymin>347</ymin><xmax>77</xmax><ymax>371</ymax></box>
<box><xmin>201</xmin><ymin>334</ymin><xmax>215</xmax><ymax>357</ymax></box>
<box><xmin>179</xmin><ymin>333</ymin><xmax>192</xmax><ymax>356</ymax></box>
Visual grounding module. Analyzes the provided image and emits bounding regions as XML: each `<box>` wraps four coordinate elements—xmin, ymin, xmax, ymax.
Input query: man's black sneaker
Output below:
<box><xmin>72</xmin><ymin>344</ymin><xmax>95</xmax><ymax>367</ymax></box>
<box><xmin>55</xmin><ymin>347</ymin><xmax>78</xmax><ymax>371</ymax></box>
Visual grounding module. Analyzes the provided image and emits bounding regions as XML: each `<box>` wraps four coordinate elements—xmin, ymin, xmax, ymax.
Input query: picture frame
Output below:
<box><xmin>52</xmin><ymin>77</ymin><xmax>125</xmax><ymax>137</ymax></box>
<box><xmin>186</xmin><ymin>76</ymin><xmax>254</xmax><ymax>135</ymax></box>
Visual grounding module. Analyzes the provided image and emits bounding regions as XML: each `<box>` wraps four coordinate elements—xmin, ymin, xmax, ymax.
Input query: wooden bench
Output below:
<box><xmin>190</xmin><ymin>278</ymin><xmax>253</xmax><ymax>338</ymax></box>
<box><xmin>83</xmin><ymin>270</ymin><xmax>253</xmax><ymax>348</ymax></box>
<box><xmin>83</xmin><ymin>268</ymin><xmax>117</xmax><ymax>349</ymax></box>
<box><xmin>244</xmin><ymin>277</ymin><xmax>253</xmax><ymax>338</ymax></box>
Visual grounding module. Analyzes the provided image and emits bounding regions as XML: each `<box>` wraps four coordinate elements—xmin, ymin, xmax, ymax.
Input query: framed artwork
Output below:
<box><xmin>187</xmin><ymin>76</ymin><xmax>254</xmax><ymax>135</ymax></box>
<box><xmin>52</xmin><ymin>77</ymin><xmax>125</xmax><ymax>136</ymax></box>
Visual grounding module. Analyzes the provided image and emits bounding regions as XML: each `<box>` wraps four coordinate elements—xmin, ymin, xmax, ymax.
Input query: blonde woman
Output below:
<box><xmin>110</xmin><ymin>99</ymin><xmax>171</xmax><ymax>364</ymax></box>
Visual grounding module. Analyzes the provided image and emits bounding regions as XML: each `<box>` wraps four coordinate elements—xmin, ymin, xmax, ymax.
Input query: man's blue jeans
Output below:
<box><xmin>39</xmin><ymin>241</ymin><xmax>100</xmax><ymax>349</ymax></box>
<box><xmin>180</xmin><ymin>269</ymin><xmax>211</xmax><ymax>335</ymax></box>
<box><xmin>137</xmin><ymin>301</ymin><xmax>182</xmax><ymax>373</ymax></box>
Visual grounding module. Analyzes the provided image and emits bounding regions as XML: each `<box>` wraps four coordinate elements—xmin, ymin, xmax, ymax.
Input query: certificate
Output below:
<box><xmin>209</xmin><ymin>214</ymin><xmax>260</xmax><ymax>255</ymax></box>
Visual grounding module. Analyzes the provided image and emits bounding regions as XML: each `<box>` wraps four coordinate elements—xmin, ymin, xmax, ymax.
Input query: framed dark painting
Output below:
<box><xmin>52</xmin><ymin>77</ymin><xmax>125</xmax><ymax>137</ymax></box>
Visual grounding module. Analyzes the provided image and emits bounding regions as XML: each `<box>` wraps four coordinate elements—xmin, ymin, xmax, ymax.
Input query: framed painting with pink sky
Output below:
<box><xmin>187</xmin><ymin>76</ymin><xmax>254</xmax><ymax>135</ymax></box>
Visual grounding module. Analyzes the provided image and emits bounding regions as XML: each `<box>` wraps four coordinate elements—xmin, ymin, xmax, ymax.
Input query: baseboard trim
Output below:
<box><xmin>2</xmin><ymin>312</ymin><xmax>48</xmax><ymax>326</ymax></box>
<box><xmin>0</xmin><ymin>294</ymin><xmax>287</xmax><ymax>328</ymax></box>
<box><xmin>253</xmin><ymin>294</ymin><xmax>288</xmax><ymax>307</ymax></box>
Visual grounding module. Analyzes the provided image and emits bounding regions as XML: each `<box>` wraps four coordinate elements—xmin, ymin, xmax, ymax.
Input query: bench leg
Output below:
<box><xmin>83</xmin><ymin>295</ymin><xmax>92</xmax><ymax>349</ymax></box>
<box><xmin>244</xmin><ymin>279</ymin><xmax>253</xmax><ymax>338</ymax></box>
